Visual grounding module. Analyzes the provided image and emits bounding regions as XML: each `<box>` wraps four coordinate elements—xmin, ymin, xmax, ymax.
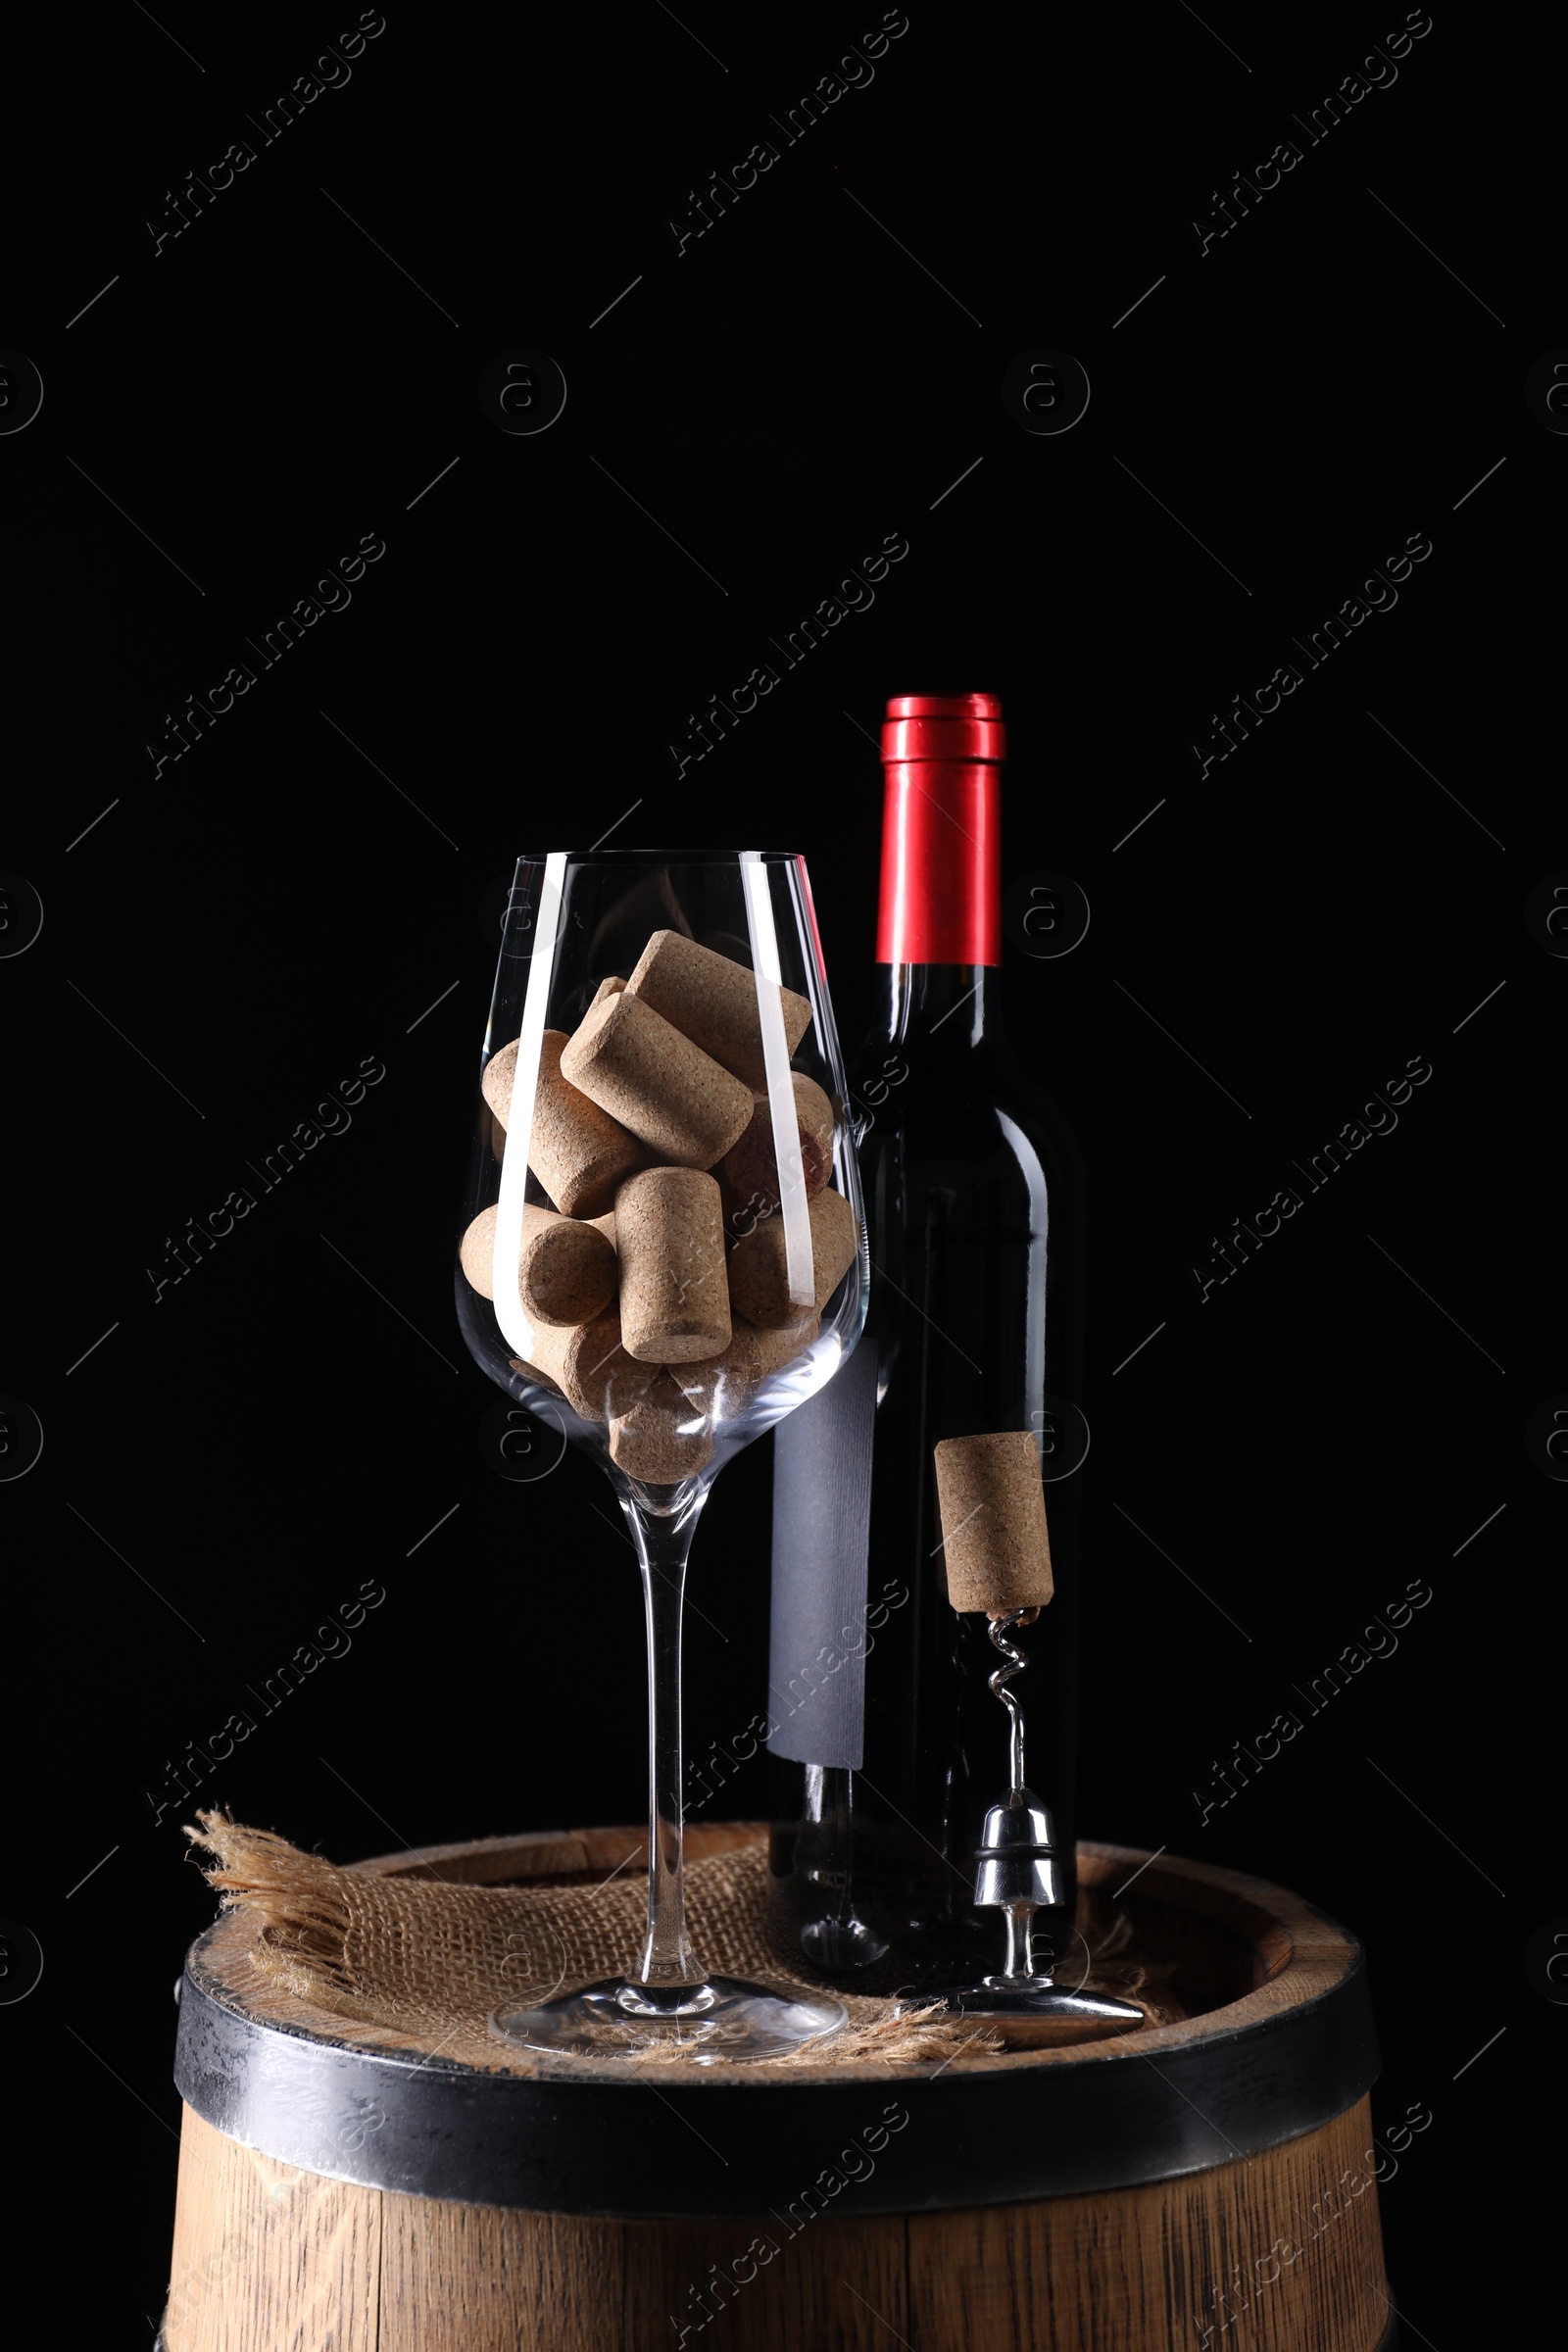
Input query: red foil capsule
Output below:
<box><xmin>876</xmin><ymin>692</ymin><xmax>1005</xmax><ymax>966</ymax></box>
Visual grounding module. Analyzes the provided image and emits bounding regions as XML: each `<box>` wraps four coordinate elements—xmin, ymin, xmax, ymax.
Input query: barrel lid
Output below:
<box><xmin>172</xmin><ymin>1838</ymin><xmax>1381</xmax><ymax>2218</ymax></box>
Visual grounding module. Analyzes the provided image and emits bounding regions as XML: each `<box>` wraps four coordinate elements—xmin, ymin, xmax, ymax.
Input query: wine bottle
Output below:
<box><xmin>767</xmin><ymin>692</ymin><xmax>1084</xmax><ymax>1993</ymax></box>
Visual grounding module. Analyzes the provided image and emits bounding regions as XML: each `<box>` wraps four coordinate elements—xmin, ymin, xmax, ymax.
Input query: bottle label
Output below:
<box><xmin>766</xmin><ymin>1338</ymin><xmax>879</xmax><ymax>1770</ymax></box>
<box><xmin>875</xmin><ymin>764</ymin><xmax>1002</xmax><ymax>965</ymax></box>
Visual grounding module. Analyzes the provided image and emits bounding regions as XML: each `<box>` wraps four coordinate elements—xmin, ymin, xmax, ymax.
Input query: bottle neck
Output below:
<box><xmin>875</xmin><ymin>757</ymin><xmax>1003</xmax><ymax>967</ymax></box>
<box><xmin>873</xmin><ymin>749</ymin><xmax>1003</xmax><ymax>1053</ymax></box>
<box><xmin>874</xmin><ymin>962</ymin><xmax>1002</xmax><ymax>1050</ymax></box>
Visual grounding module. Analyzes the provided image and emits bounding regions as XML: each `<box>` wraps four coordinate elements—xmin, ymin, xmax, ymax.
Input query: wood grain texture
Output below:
<box><xmin>165</xmin><ymin>2107</ymin><xmax>380</xmax><ymax>2351</ymax></box>
<box><xmin>165</xmin><ymin>2096</ymin><xmax>1388</xmax><ymax>2351</ymax></box>
<box><xmin>903</xmin><ymin>2097</ymin><xmax>1388</xmax><ymax>2352</ymax></box>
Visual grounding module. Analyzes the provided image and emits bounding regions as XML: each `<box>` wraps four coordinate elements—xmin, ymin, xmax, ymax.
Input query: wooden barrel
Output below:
<box><xmin>160</xmin><ymin>1828</ymin><xmax>1396</xmax><ymax>2351</ymax></box>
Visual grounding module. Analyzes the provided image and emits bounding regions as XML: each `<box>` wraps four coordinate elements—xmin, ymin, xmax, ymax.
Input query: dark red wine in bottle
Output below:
<box><xmin>767</xmin><ymin>693</ymin><xmax>1084</xmax><ymax>1992</ymax></box>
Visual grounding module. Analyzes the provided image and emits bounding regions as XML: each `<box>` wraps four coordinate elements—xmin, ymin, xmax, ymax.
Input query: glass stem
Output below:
<box><xmin>626</xmin><ymin>1493</ymin><xmax>709</xmax><ymax>1989</ymax></box>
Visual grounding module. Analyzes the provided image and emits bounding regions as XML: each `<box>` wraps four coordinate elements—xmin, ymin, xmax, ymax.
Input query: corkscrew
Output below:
<box><xmin>899</xmin><ymin>1607</ymin><xmax>1144</xmax><ymax>2047</ymax></box>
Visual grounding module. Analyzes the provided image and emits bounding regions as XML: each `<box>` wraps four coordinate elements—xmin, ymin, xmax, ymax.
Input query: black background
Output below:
<box><xmin>2</xmin><ymin>1</ymin><xmax>1552</xmax><ymax>2340</ymax></box>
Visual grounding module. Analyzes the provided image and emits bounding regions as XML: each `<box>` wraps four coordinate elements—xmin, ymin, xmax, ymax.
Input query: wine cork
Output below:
<box><xmin>460</xmin><ymin>1204</ymin><xmax>501</xmax><ymax>1298</ymax></box>
<box><xmin>519</xmin><ymin>1203</ymin><xmax>616</xmax><ymax>1327</ymax></box>
<box><xmin>610</xmin><ymin>1370</ymin><xmax>714</xmax><ymax>1483</ymax></box>
<box><xmin>515</xmin><ymin>1308</ymin><xmax>658</xmax><ymax>1423</ymax></box>
<box><xmin>667</xmin><ymin>1311</ymin><xmax>819</xmax><ymax>1411</ymax></box>
<box><xmin>723</xmin><ymin>1073</ymin><xmax>834</xmax><ymax>1217</ymax></box>
<box><xmin>561</xmin><ymin>992</ymin><xmax>754</xmax><ymax>1170</ymax></box>
<box><xmin>725</xmin><ymin>1185</ymin><xmax>859</xmax><ymax>1329</ymax></box>
<box><xmin>462</xmin><ymin>1200</ymin><xmax>616</xmax><ymax>1326</ymax></box>
<box><xmin>587</xmin><ymin>975</ymin><xmax>625</xmax><ymax>1012</ymax></box>
<box><xmin>480</xmin><ymin>1037</ymin><xmax>520</xmax><ymax>1126</ymax></box>
<box><xmin>933</xmin><ymin>1433</ymin><xmax>1054</xmax><ymax>1617</ymax></box>
<box><xmin>485</xmin><ymin>1031</ymin><xmax>645</xmax><ymax>1217</ymax></box>
<box><xmin>717</xmin><ymin>1172</ymin><xmax>752</xmax><ymax>1242</ymax></box>
<box><xmin>615</xmin><ymin>1168</ymin><xmax>731</xmax><ymax>1363</ymax></box>
<box><xmin>626</xmin><ymin>929</ymin><xmax>812</xmax><ymax>1088</ymax></box>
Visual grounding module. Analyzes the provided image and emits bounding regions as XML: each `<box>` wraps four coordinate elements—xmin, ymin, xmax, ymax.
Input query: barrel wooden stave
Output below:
<box><xmin>167</xmin><ymin>2097</ymin><xmax>1389</xmax><ymax>2352</ymax></box>
<box><xmin>167</xmin><ymin>2109</ymin><xmax>382</xmax><ymax>2350</ymax></box>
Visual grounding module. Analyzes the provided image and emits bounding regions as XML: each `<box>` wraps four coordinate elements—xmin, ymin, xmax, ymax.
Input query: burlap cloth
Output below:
<box><xmin>187</xmin><ymin>1812</ymin><xmax>1180</xmax><ymax>2071</ymax></box>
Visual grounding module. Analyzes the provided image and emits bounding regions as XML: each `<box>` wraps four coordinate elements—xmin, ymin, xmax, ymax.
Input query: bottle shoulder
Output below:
<box><xmin>850</xmin><ymin>1025</ymin><xmax>1083</xmax><ymax>1195</ymax></box>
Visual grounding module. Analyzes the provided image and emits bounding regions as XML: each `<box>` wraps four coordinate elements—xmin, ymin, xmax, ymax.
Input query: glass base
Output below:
<box><xmin>490</xmin><ymin>1974</ymin><xmax>848</xmax><ymax>2063</ymax></box>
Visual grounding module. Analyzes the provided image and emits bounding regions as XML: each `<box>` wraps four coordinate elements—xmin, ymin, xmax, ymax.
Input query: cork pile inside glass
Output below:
<box><xmin>460</xmin><ymin>911</ymin><xmax>862</xmax><ymax>1490</ymax></box>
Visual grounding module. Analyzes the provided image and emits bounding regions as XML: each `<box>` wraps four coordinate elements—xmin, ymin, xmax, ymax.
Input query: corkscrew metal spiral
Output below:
<box><xmin>988</xmin><ymin>1606</ymin><xmax>1033</xmax><ymax>1796</ymax></box>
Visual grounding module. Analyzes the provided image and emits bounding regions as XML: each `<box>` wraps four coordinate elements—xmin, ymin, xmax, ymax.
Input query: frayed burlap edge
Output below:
<box><xmin>188</xmin><ymin>1814</ymin><xmax>362</xmax><ymax>2005</ymax></box>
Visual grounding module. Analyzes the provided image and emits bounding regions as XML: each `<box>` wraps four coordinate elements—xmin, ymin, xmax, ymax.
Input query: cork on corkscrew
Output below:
<box><xmin>895</xmin><ymin>1432</ymin><xmax>1145</xmax><ymax>2048</ymax></box>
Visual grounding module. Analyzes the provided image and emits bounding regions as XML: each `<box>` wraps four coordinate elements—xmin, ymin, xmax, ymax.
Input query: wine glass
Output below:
<box><xmin>454</xmin><ymin>851</ymin><xmax>868</xmax><ymax>2061</ymax></box>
